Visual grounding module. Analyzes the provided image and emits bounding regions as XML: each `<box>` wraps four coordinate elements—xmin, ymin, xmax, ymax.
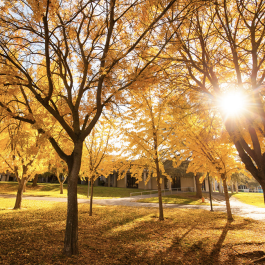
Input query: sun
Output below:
<box><xmin>219</xmin><ymin>91</ymin><xmax>247</xmax><ymax>116</ymax></box>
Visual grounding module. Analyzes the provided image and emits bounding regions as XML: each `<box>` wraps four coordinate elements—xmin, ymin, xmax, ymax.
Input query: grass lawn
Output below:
<box><xmin>0</xmin><ymin>198</ymin><xmax>265</xmax><ymax>264</ymax></box>
<box><xmin>232</xmin><ymin>192</ymin><xmax>265</xmax><ymax>208</ymax></box>
<box><xmin>0</xmin><ymin>182</ymin><xmax>145</xmax><ymax>199</ymax></box>
<box><xmin>137</xmin><ymin>192</ymin><xmax>209</xmax><ymax>205</ymax></box>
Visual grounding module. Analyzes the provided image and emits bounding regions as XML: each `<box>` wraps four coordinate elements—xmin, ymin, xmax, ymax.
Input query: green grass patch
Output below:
<box><xmin>0</xmin><ymin>182</ymin><xmax>145</xmax><ymax>199</ymax></box>
<box><xmin>137</xmin><ymin>193</ymin><xmax>209</xmax><ymax>205</ymax></box>
<box><xmin>232</xmin><ymin>192</ymin><xmax>265</xmax><ymax>207</ymax></box>
<box><xmin>0</xmin><ymin>197</ymin><xmax>264</xmax><ymax>264</ymax></box>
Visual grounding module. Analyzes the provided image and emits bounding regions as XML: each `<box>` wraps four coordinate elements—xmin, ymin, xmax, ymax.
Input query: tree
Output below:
<box><xmin>80</xmin><ymin>119</ymin><xmax>115</xmax><ymax>216</ymax></box>
<box><xmin>195</xmin><ymin>173</ymin><xmax>203</xmax><ymax>198</ymax></box>
<box><xmin>174</xmin><ymin>110</ymin><xmax>246</xmax><ymax>221</ymax></box>
<box><xmin>0</xmin><ymin>121</ymin><xmax>48</xmax><ymax>209</ymax></box>
<box><xmin>49</xmin><ymin>154</ymin><xmax>68</xmax><ymax>194</ymax></box>
<box><xmin>163</xmin><ymin>0</ymin><xmax>265</xmax><ymax>202</ymax></box>
<box><xmin>120</xmin><ymin>87</ymin><xmax>180</xmax><ymax>221</ymax></box>
<box><xmin>31</xmin><ymin>174</ymin><xmax>39</xmax><ymax>187</ymax></box>
<box><xmin>0</xmin><ymin>0</ymin><xmax>194</xmax><ymax>255</ymax></box>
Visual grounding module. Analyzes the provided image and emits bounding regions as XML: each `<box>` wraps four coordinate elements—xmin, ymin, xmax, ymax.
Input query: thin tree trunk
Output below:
<box><xmin>195</xmin><ymin>173</ymin><xmax>202</xmax><ymax>198</ymax></box>
<box><xmin>222</xmin><ymin>175</ymin><xmax>233</xmax><ymax>221</ymax></box>
<box><xmin>87</xmin><ymin>179</ymin><xmax>90</xmax><ymax>198</ymax></box>
<box><xmin>23</xmin><ymin>181</ymin><xmax>27</xmax><ymax>192</ymax></box>
<box><xmin>231</xmin><ymin>181</ymin><xmax>234</xmax><ymax>193</ymax></box>
<box><xmin>155</xmin><ymin>158</ymin><xmax>164</xmax><ymax>221</ymax></box>
<box><xmin>89</xmin><ymin>180</ymin><xmax>94</xmax><ymax>216</ymax></box>
<box><xmin>63</xmin><ymin>142</ymin><xmax>83</xmax><ymax>256</ymax></box>
<box><xmin>32</xmin><ymin>174</ymin><xmax>38</xmax><ymax>187</ymax></box>
<box><xmin>14</xmin><ymin>177</ymin><xmax>26</xmax><ymax>209</ymax></box>
<box><xmin>60</xmin><ymin>182</ymin><xmax>63</xmax><ymax>194</ymax></box>
<box><xmin>219</xmin><ymin>179</ymin><xmax>223</xmax><ymax>193</ymax></box>
<box><xmin>157</xmin><ymin>175</ymin><xmax>164</xmax><ymax>221</ymax></box>
<box><xmin>207</xmin><ymin>173</ymin><xmax>213</xmax><ymax>211</ymax></box>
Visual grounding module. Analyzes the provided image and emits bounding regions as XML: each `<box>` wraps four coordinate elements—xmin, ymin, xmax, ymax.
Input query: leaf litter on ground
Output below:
<box><xmin>0</xmin><ymin>198</ymin><xmax>265</xmax><ymax>264</ymax></box>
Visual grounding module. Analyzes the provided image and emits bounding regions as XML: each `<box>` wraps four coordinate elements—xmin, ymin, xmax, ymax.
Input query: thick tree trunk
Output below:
<box><xmin>63</xmin><ymin>141</ymin><xmax>83</xmax><ymax>256</ymax></box>
<box><xmin>32</xmin><ymin>174</ymin><xmax>38</xmax><ymax>187</ymax></box>
<box><xmin>222</xmin><ymin>175</ymin><xmax>233</xmax><ymax>221</ymax></box>
<box><xmin>89</xmin><ymin>180</ymin><xmax>94</xmax><ymax>216</ymax></box>
<box><xmin>60</xmin><ymin>182</ymin><xmax>63</xmax><ymax>194</ymax></box>
<box><xmin>195</xmin><ymin>173</ymin><xmax>202</xmax><ymax>198</ymax></box>
<box><xmin>259</xmin><ymin>181</ymin><xmax>265</xmax><ymax>204</ymax></box>
<box><xmin>14</xmin><ymin>178</ymin><xmax>26</xmax><ymax>209</ymax></box>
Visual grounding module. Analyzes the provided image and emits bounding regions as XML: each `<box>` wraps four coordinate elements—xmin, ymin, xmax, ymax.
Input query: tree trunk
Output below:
<box><xmin>89</xmin><ymin>180</ymin><xmax>94</xmax><ymax>216</ymax></box>
<box><xmin>219</xmin><ymin>179</ymin><xmax>223</xmax><ymax>193</ymax></box>
<box><xmin>63</xmin><ymin>141</ymin><xmax>83</xmax><ymax>256</ymax></box>
<box><xmin>60</xmin><ymin>182</ymin><xmax>63</xmax><ymax>194</ymax></box>
<box><xmin>14</xmin><ymin>177</ymin><xmax>26</xmax><ymax>209</ymax></box>
<box><xmin>195</xmin><ymin>173</ymin><xmax>202</xmax><ymax>198</ymax></box>
<box><xmin>231</xmin><ymin>181</ymin><xmax>234</xmax><ymax>193</ymax></box>
<box><xmin>32</xmin><ymin>174</ymin><xmax>38</xmax><ymax>187</ymax></box>
<box><xmin>23</xmin><ymin>181</ymin><xmax>27</xmax><ymax>192</ymax></box>
<box><xmin>155</xmin><ymin>158</ymin><xmax>164</xmax><ymax>221</ymax></box>
<box><xmin>207</xmin><ymin>173</ymin><xmax>213</xmax><ymax>211</ymax></box>
<box><xmin>260</xmin><ymin>181</ymin><xmax>265</xmax><ymax>204</ymax></box>
<box><xmin>222</xmin><ymin>175</ymin><xmax>233</xmax><ymax>221</ymax></box>
<box><xmin>235</xmin><ymin>179</ymin><xmax>238</xmax><ymax>193</ymax></box>
<box><xmin>87</xmin><ymin>179</ymin><xmax>90</xmax><ymax>198</ymax></box>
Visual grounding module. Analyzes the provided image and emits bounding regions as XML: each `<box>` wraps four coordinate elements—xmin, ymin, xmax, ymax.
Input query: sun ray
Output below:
<box><xmin>218</xmin><ymin>91</ymin><xmax>247</xmax><ymax>117</ymax></box>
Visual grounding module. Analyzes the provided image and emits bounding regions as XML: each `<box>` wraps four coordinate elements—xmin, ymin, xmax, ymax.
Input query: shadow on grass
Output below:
<box><xmin>1</xmin><ymin>200</ymin><xmax>265</xmax><ymax>265</ymax></box>
<box><xmin>143</xmin><ymin>221</ymin><xmax>230</xmax><ymax>265</ymax></box>
<box><xmin>125</xmin><ymin>217</ymin><xmax>264</xmax><ymax>265</ymax></box>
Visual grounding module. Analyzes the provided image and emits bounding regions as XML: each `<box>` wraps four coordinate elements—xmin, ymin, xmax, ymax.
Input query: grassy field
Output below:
<box><xmin>232</xmin><ymin>192</ymin><xmax>265</xmax><ymax>208</ymax></box>
<box><xmin>137</xmin><ymin>192</ymin><xmax>209</xmax><ymax>205</ymax></box>
<box><xmin>0</xmin><ymin>182</ymin><xmax>145</xmax><ymax>199</ymax></box>
<box><xmin>0</xmin><ymin>197</ymin><xmax>265</xmax><ymax>264</ymax></box>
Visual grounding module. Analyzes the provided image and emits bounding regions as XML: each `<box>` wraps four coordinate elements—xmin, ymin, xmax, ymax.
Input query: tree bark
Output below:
<box><xmin>63</xmin><ymin>141</ymin><xmax>83</xmax><ymax>256</ymax></box>
<box><xmin>222</xmin><ymin>175</ymin><xmax>233</xmax><ymax>221</ymax></box>
<box><xmin>219</xmin><ymin>179</ymin><xmax>223</xmax><ymax>193</ymax></box>
<box><xmin>235</xmin><ymin>179</ymin><xmax>238</xmax><ymax>193</ymax></box>
<box><xmin>89</xmin><ymin>180</ymin><xmax>94</xmax><ymax>216</ymax></box>
<box><xmin>207</xmin><ymin>173</ymin><xmax>213</xmax><ymax>211</ymax></box>
<box><xmin>87</xmin><ymin>179</ymin><xmax>90</xmax><ymax>198</ymax></box>
<box><xmin>155</xmin><ymin>158</ymin><xmax>164</xmax><ymax>221</ymax></box>
<box><xmin>14</xmin><ymin>177</ymin><xmax>26</xmax><ymax>209</ymax></box>
<box><xmin>32</xmin><ymin>174</ymin><xmax>38</xmax><ymax>187</ymax></box>
<box><xmin>231</xmin><ymin>181</ymin><xmax>234</xmax><ymax>193</ymax></box>
<box><xmin>23</xmin><ymin>181</ymin><xmax>27</xmax><ymax>192</ymax></box>
<box><xmin>195</xmin><ymin>173</ymin><xmax>202</xmax><ymax>198</ymax></box>
<box><xmin>225</xmin><ymin>121</ymin><xmax>265</xmax><ymax>203</ymax></box>
<box><xmin>260</xmin><ymin>181</ymin><xmax>265</xmax><ymax>204</ymax></box>
<box><xmin>60</xmin><ymin>182</ymin><xmax>63</xmax><ymax>194</ymax></box>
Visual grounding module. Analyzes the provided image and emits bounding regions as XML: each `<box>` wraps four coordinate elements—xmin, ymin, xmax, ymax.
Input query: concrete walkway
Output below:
<box><xmin>1</xmin><ymin>193</ymin><xmax>265</xmax><ymax>221</ymax></box>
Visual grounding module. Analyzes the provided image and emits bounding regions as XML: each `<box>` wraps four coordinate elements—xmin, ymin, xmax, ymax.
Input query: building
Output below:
<box><xmin>95</xmin><ymin>160</ymin><xmax>201</xmax><ymax>192</ymax></box>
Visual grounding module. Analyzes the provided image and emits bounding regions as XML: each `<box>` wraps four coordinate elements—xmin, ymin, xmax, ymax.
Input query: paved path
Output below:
<box><xmin>1</xmin><ymin>193</ymin><xmax>265</xmax><ymax>221</ymax></box>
